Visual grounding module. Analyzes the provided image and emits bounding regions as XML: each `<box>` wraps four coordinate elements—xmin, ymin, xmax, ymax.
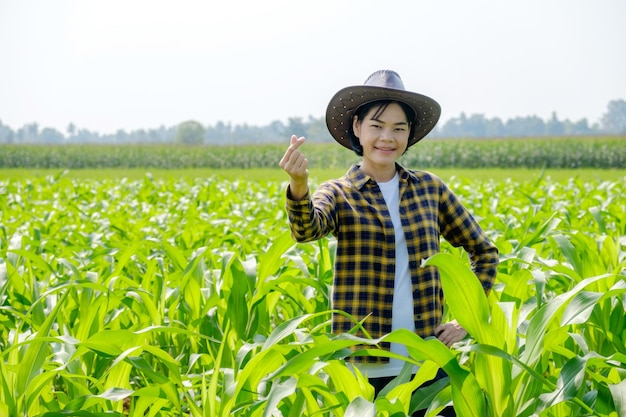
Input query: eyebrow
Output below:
<box><xmin>370</xmin><ymin>117</ymin><xmax>409</xmax><ymax>126</ymax></box>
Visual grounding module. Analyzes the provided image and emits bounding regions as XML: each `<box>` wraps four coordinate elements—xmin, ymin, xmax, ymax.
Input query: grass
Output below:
<box><xmin>2</xmin><ymin>167</ymin><xmax>626</xmax><ymax>183</ymax></box>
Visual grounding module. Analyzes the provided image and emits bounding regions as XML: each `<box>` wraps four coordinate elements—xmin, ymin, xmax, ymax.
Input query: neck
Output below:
<box><xmin>361</xmin><ymin>163</ymin><xmax>397</xmax><ymax>183</ymax></box>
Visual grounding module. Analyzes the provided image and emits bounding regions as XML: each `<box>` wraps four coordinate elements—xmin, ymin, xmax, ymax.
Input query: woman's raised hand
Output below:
<box><xmin>279</xmin><ymin>135</ymin><xmax>309</xmax><ymax>200</ymax></box>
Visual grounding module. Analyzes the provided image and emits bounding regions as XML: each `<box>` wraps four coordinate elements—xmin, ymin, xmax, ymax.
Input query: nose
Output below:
<box><xmin>380</xmin><ymin>128</ymin><xmax>395</xmax><ymax>141</ymax></box>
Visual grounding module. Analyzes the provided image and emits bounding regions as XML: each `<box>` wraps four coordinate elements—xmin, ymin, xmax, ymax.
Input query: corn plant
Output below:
<box><xmin>1</xmin><ymin>171</ymin><xmax>625</xmax><ymax>416</ymax></box>
<box><xmin>1</xmin><ymin>137</ymin><xmax>625</xmax><ymax>169</ymax></box>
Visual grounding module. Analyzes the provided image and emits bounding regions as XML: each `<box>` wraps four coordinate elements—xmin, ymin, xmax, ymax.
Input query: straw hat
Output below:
<box><xmin>325</xmin><ymin>70</ymin><xmax>441</xmax><ymax>149</ymax></box>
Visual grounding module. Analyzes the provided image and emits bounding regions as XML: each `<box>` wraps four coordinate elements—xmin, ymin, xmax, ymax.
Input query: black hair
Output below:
<box><xmin>348</xmin><ymin>100</ymin><xmax>417</xmax><ymax>156</ymax></box>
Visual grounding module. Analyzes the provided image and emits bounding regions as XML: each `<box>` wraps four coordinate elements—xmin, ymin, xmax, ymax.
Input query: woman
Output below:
<box><xmin>279</xmin><ymin>70</ymin><xmax>499</xmax><ymax>416</ymax></box>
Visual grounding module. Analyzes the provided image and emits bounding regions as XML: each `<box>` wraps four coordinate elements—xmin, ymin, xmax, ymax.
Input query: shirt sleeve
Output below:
<box><xmin>285</xmin><ymin>184</ymin><xmax>337</xmax><ymax>242</ymax></box>
<box><xmin>438</xmin><ymin>182</ymin><xmax>499</xmax><ymax>294</ymax></box>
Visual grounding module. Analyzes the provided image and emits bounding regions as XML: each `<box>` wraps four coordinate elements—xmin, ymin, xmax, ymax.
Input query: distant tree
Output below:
<box><xmin>233</xmin><ymin>123</ymin><xmax>263</xmax><ymax>143</ymax></box>
<box><xmin>15</xmin><ymin>122</ymin><xmax>39</xmax><ymax>143</ymax></box>
<box><xmin>92</xmin><ymin>129</ymin><xmax>104</xmax><ymax>143</ymax></box>
<box><xmin>437</xmin><ymin>113</ymin><xmax>504</xmax><ymax>138</ymax></box>
<box><xmin>267</xmin><ymin>120</ymin><xmax>286</xmax><ymax>141</ymax></box>
<box><xmin>148</xmin><ymin>128</ymin><xmax>164</xmax><ymax>143</ymax></box>
<box><xmin>67</xmin><ymin>123</ymin><xmax>76</xmax><ymax>138</ymax></box>
<box><xmin>546</xmin><ymin>112</ymin><xmax>564</xmax><ymax>136</ymax></box>
<box><xmin>564</xmin><ymin>118</ymin><xmax>593</xmax><ymax>135</ymax></box>
<box><xmin>134</xmin><ymin>129</ymin><xmax>148</xmax><ymax>143</ymax></box>
<box><xmin>506</xmin><ymin>116</ymin><xmax>545</xmax><ymax>137</ymax></box>
<box><xmin>439</xmin><ymin>112</ymin><xmax>468</xmax><ymax>137</ymax></box>
<box><xmin>27</xmin><ymin>122</ymin><xmax>39</xmax><ymax>141</ymax></box>
<box><xmin>115</xmin><ymin>129</ymin><xmax>129</xmax><ymax>144</ymax></box>
<box><xmin>40</xmin><ymin>127</ymin><xmax>64</xmax><ymax>143</ymax></box>
<box><xmin>465</xmin><ymin>114</ymin><xmax>489</xmax><ymax>137</ymax></box>
<box><xmin>485</xmin><ymin>117</ymin><xmax>506</xmax><ymax>137</ymax></box>
<box><xmin>287</xmin><ymin>117</ymin><xmax>306</xmax><ymax>137</ymax></box>
<box><xmin>601</xmin><ymin>99</ymin><xmax>626</xmax><ymax>134</ymax></box>
<box><xmin>0</xmin><ymin>120</ymin><xmax>14</xmax><ymax>143</ymax></box>
<box><xmin>305</xmin><ymin>115</ymin><xmax>332</xmax><ymax>142</ymax></box>
<box><xmin>206</xmin><ymin>121</ymin><xmax>231</xmax><ymax>144</ymax></box>
<box><xmin>176</xmin><ymin>120</ymin><xmax>206</xmax><ymax>145</ymax></box>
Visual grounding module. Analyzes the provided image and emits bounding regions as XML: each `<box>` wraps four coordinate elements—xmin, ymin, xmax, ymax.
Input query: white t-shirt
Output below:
<box><xmin>353</xmin><ymin>172</ymin><xmax>417</xmax><ymax>378</ymax></box>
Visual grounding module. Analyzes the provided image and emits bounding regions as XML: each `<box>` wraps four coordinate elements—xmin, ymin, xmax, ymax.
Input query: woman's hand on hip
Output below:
<box><xmin>434</xmin><ymin>320</ymin><xmax>467</xmax><ymax>348</ymax></box>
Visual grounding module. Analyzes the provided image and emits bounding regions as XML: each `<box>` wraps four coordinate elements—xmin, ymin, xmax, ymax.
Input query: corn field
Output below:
<box><xmin>1</xmin><ymin>170</ymin><xmax>625</xmax><ymax>416</ymax></box>
<box><xmin>1</xmin><ymin>136</ymin><xmax>625</xmax><ymax>169</ymax></box>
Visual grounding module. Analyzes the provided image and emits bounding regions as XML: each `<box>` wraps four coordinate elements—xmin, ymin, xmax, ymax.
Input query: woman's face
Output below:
<box><xmin>352</xmin><ymin>102</ymin><xmax>411</xmax><ymax>173</ymax></box>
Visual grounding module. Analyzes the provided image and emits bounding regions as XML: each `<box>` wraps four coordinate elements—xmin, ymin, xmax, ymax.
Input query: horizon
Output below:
<box><xmin>0</xmin><ymin>104</ymin><xmax>612</xmax><ymax>135</ymax></box>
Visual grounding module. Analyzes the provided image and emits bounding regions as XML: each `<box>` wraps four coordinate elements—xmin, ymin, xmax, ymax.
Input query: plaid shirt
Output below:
<box><xmin>286</xmin><ymin>164</ymin><xmax>499</xmax><ymax>363</ymax></box>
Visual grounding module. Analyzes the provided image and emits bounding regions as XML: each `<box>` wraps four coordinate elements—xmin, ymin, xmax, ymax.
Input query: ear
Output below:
<box><xmin>352</xmin><ymin>115</ymin><xmax>361</xmax><ymax>138</ymax></box>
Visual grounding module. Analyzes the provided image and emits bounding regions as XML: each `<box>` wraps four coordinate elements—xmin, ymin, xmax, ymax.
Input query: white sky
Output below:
<box><xmin>1</xmin><ymin>0</ymin><xmax>625</xmax><ymax>135</ymax></box>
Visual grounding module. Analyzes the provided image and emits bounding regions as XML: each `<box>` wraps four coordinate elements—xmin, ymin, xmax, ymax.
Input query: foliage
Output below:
<box><xmin>438</xmin><ymin>112</ymin><xmax>598</xmax><ymax>138</ymax></box>
<box><xmin>176</xmin><ymin>121</ymin><xmax>206</xmax><ymax>145</ymax></box>
<box><xmin>0</xmin><ymin>136</ymin><xmax>625</xmax><ymax>170</ymax></box>
<box><xmin>601</xmin><ymin>99</ymin><xmax>626</xmax><ymax>134</ymax></box>
<box><xmin>2</xmin><ymin>98</ymin><xmax>625</xmax><ymax>144</ymax></box>
<box><xmin>0</xmin><ymin>172</ymin><xmax>625</xmax><ymax>416</ymax></box>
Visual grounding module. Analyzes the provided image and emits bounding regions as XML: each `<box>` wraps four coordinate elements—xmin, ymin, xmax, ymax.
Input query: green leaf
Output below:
<box><xmin>422</xmin><ymin>253</ymin><xmax>509</xmax><ymax>416</ymax></box>
<box><xmin>38</xmin><ymin>412</ymin><xmax>125</xmax><ymax>417</ymax></box>
<box><xmin>78</xmin><ymin>330</ymin><xmax>139</xmax><ymax>357</ymax></box>
<box><xmin>16</xmin><ymin>289</ymin><xmax>70</xmax><ymax>396</ymax></box>
<box><xmin>383</xmin><ymin>330</ymin><xmax>486</xmax><ymax>417</ymax></box>
<box><xmin>262</xmin><ymin>377</ymin><xmax>298</xmax><ymax>417</ymax></box>
<box><xmin>539</xmin><ymin>355</ymin><xmax>586</xmax><ymax>408</ymax></box>
<box><xmin>258</xmin><ymin>231</ymin><xmax>295</xmax><ymax>281</ymax></box>
<box><xmin>225</xmin><ymin>256</ymin><xmax>250</xmax><ymax>339</ymax></box>
<box><xmin>7</xmin><ymin>249</ymin><xmax>55</xmax><ymax>275</ymax></box>
<box><xmin>345</xmin><ymin>396</ymin><xmax>376</xmax><ymax>417</ymax></box>
<box><xmin>262</xmin><ymin>314</ymin><xmax>312</xmax><ymax>350</ymax></box>
<box><xmin>522</xmin><ymin>274</ymin><xmax>614</xmax><ymax>366</ymax></box>
<box><xmin>561</xmin><ymin>291</ymin><xmax>602</xmax><ymax>325</ymax></box>
<box><xmin>126</xmin><ymin>356</ymin><xmax>169</xmax><ymax>384</ymax></box>
<box><xmin>608</xmin><ymin>378</ymin><xmax>626</xmax><ymax>417</ymax></box>
<box><xmin>422</xmin><ymin>253</ymin><xmax>502</xmax><ymax>346</ymax></box>
<box><xmin>96</xmin><ymin>387</ymin><xmax>133</xmax><ymax>401</ymax></box>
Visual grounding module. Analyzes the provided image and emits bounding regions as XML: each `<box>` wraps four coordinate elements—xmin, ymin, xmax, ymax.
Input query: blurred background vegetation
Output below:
<box><xmin>1</xmin><ymin>99</ymin><xmax>625</xmax><ymax>145</ymax></box>
<box><xmin>1</xmin><ymin>137</ymin><xmax>624</xmax><ymax>170</ymax></box>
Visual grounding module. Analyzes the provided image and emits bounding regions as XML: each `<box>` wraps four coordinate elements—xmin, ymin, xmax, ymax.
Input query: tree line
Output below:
<box><xmin>1</xmin><ymin>99</ymin><xmax>625</xmax><ymax>145</ymax></box>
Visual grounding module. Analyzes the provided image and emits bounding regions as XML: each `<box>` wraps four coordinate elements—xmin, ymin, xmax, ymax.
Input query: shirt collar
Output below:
<box><xmin>346</xmin><ymin>163</ymin><xmax>416</xmax><ymax>190</ymax></box>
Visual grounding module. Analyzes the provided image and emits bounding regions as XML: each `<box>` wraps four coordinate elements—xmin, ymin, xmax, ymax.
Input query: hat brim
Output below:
<box><xmin>325</xmin><ymin>85</ymin><xmax>441</xmax><ymax>150</ymax></box>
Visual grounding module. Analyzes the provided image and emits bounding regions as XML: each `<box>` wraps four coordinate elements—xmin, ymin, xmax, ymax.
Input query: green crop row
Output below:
<box><xmin>0</xmin><ymin>172</ymin><xmax>625</xmax><ymax>416</ymax></box>
<box><xmin>0</xmin><ymin>136</ymin><xmax>624</xmax><ymax>170</ymax></box>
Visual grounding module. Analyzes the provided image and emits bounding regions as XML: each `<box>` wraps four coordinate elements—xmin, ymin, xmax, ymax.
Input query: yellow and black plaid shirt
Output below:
<box><xmin>286</xmin><ymin>164</ymin><xmax>499</xmax><ymax>363</ymax></box>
